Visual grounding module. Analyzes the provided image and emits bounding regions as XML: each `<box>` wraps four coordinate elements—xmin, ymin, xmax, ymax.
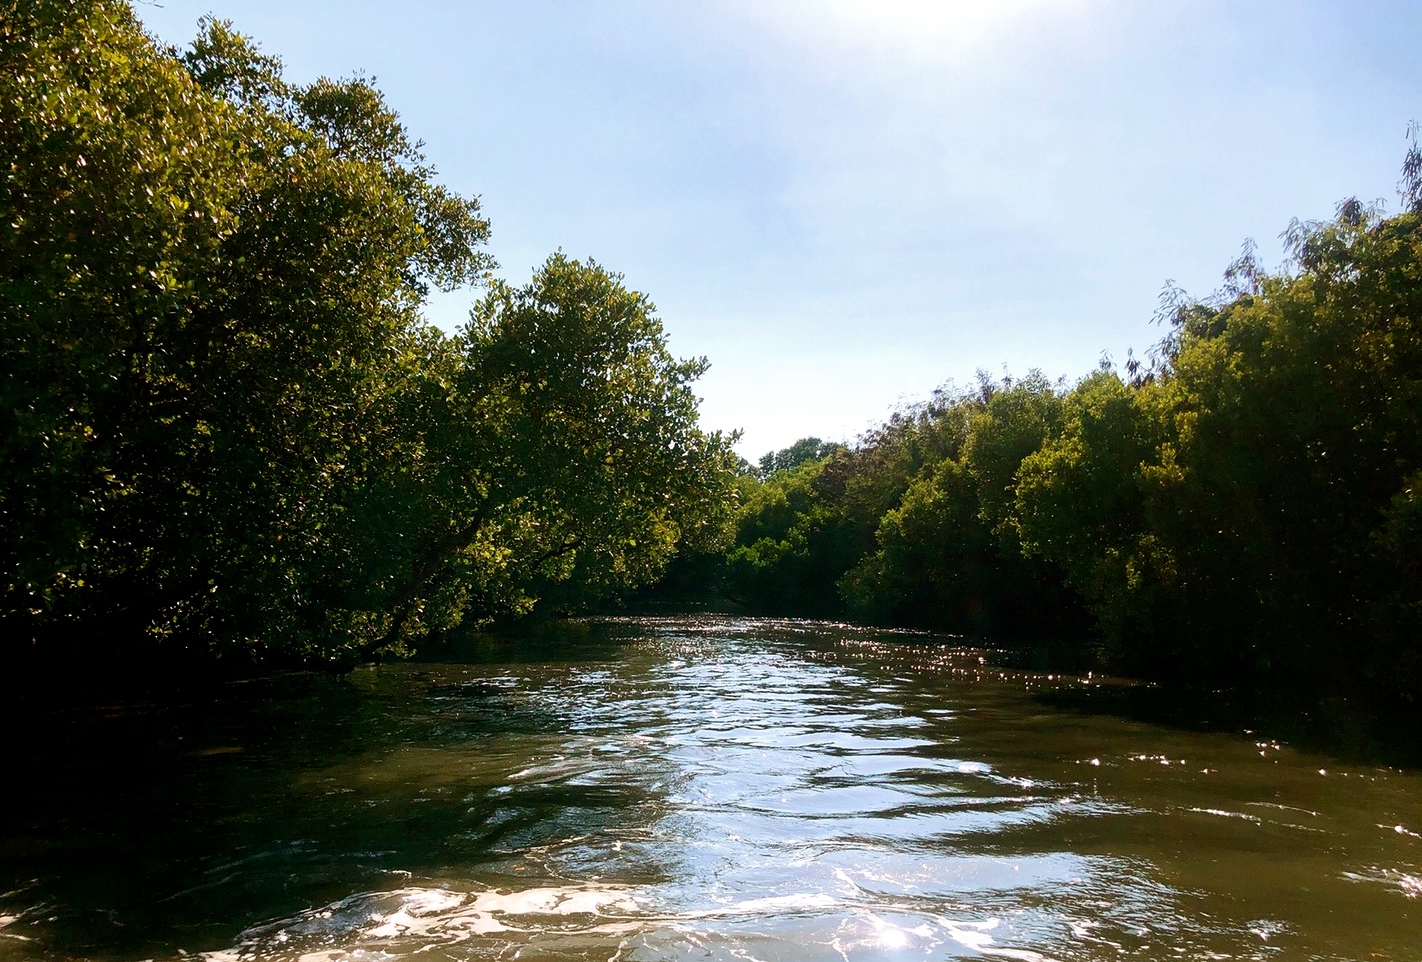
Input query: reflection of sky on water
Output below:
<box><xmin>2</xmin><ymin>616</ymin><xmax>1419</xmax><ymax>961</ymax></box>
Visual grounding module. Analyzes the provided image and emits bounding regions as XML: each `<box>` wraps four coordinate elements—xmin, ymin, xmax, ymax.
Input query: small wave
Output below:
<box><xmin>0</xmin><ymin>913</ymin><xmax>33</xmax><ymax>943</ymax></box>
<box><xmin>1341</xmin><ymin>867</ymin><xmax>1422</xmax><ymax>899</ymax></box>
<box><xmin>205</xmin><ymin>883</ymin><xmax>644</xmax><ymax>960</ymax></box>
<box><xmin>1186</xmin><ymin>807</ymin><xmax>1262</xmax><ymax>823</ymax></box>
<box><xmin>937</xmin><ymin>917</ymin><xmax>1057</xmax><ymax>961</ymax></box>
<box><xmin>203</xmin><ymin>883</ymin><xmax>1072</xmax><ymax>962</ymax></box>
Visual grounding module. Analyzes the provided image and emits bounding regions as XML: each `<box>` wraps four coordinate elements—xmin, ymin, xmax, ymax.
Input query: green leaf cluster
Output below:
<box><xmin>702</xmin><ymin>159</ymin><xmax>1422</xmax><ymax>713</ymax></box>
<box><xmin>1</xmin><ymin>1</ymin><xmax>735</xmax><ymax>668</ymax></box>
<box><xmin>1014</xmin><ymin>201</ymin><xmax>1422</xmax><ymax>703</ymax></box>
<box><xmin>709</xmin><ymin>379</ymin><xmax>1086</xmax><ymax>640</ymax></box>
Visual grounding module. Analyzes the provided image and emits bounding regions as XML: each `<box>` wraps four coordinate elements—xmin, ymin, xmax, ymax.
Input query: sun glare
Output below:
<box><xmin>818</xmin><ymin>0</ymin><xmax>1063</xmax><ymax>51</ymax></box>
<box><xmin>733</xmin><ymin>0</ymin><xmax>1091</xmax><ymax>67</ymax></box>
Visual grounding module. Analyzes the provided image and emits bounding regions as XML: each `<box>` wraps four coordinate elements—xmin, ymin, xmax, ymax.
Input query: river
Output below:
<box><xmin>1</xmin><ymin>616</ymin><xmax>1418</xmax><ymax>960</ymax></box>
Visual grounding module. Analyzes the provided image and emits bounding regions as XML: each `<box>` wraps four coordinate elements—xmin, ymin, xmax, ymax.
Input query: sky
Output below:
<box><xmin>134</xmin><ymin>0</ymin><xmax>1422</xmax><ymax>460</ymax></box>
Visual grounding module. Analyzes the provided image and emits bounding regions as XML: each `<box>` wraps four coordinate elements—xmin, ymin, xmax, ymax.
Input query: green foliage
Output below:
<box><xmin>836</xmin><ymin>391</ymin><xmax>974</xmax><ymax>538</ymax></box>
<box><xmin>1015</xmin><ymin>201</ymin><xmax>1422</xmax><ymax>701</ymax></box>
<box><xmin>664</xmin><ymin>134</ymin><xmax>1422</xmax><ymax>724</ymax></box>
<box><xmin>10</xmin><ymin>1</ymin><xmax>1421</xmax><ymax>719</ymax></box>
<box><xmin>722</xmin><ymin>404</ymin><xmax>989</xmax><ymax>618</ymax></box>
<box><xmin>716</xmin><ymin>387</ymin><xmax>1088</xmax><ymax>641</ymax></box>
<box><xmin>840</xmin><ymin>380</ymin><xmax>1088</xmax><ymax>640</ymax></box>
<box><xmin>1162</xmin><ymin>205</ymin><xmax>1422</xmax><ymax>696</ymax></box>
<box><xmin>456</xmin><ymin>254</ymin><xmax>738</xmax><ymax>615</ymax></box>
<box><xmin>757</xmin><ymin>437</ymin><xmax>843</xmax><ymax>476</ymax></box>
<box><xmin>724</xmin><ymin>459</ymin><xmax>858</xmax><ymax>615</ymax></box>
<box><xmin>1013</xmin><ymin>373</ymin><xmax>1175</xmax><ymax>666</ymax></box>
<box><xmin>964</xmin><ymin>372</ymin><xmax>1065</xmax><ymax>537</ymax></box>
<box><xmin>651</xmin><ymin>140</ymin><xmax>1422</xmax><ymax>724</ymax></box>
<box><xmin>1</xmin><ymin>2</ymin><xmax>733</xmax><ymax>667</ymax></box>
<box><xmin>839</xmin><ymin>458</ymin><xmax>992</xmax><ymax>629</ymax></box>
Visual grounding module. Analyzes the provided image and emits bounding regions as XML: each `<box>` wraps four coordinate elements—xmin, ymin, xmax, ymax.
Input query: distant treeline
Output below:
<box><xmin>1</xmin><ymin>2</ymin><xmax>736</xmax><ymax>669</ymax></box>
<box><xmin>656</xmin><ymin>150</ymin><xmax>1422</xmax><ymax>714</ymax></box>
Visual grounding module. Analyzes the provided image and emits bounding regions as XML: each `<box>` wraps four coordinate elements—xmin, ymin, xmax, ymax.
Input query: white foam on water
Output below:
<box><xmin>0</xmin><ymin>913</ymin><xmax>32</xmax><ymax>941</ymax></box>
<box><xmin>364</xmin><ymin>889</ymin><xmax>467</xmax><ymax>939</ymax></box>
<box><xmin>202</xmin><ymin>880</ymin><xmax>1066</xmax><ymax>962</ymax></box>
<box><xmin>1340</xmin><ymin>867</ymin><xmax>1422</xmax><ymax>899</ymax></box>
<box><xmin>680</xmin><ymin>892</ymin><xmax>841</xmax><ymax>918</ymax></box>
<box><xmin>204</xmin><ymin>883</ymin><xmax>647</xmax><ymax>960</ymax></box>
<box><xmin>937</xmin><ymin>917</ymin><xmax>1058</xmax><ymax>962</ymax></box>
<box><xmin>1187</xmin><ymin>807</ymin><xmax>1262</xmax><ymax>823</ymax></box>
<box><xmin>0</xmin><ymin>912</ymin><xmax>31</xmax><ymax>942</ymax></box>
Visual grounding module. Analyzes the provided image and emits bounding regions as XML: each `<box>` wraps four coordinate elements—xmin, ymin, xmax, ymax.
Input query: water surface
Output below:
<box><xmin>1</xmin><ymin>616</ymin><xmax>1418</xmax><ymax>960</ymax></box>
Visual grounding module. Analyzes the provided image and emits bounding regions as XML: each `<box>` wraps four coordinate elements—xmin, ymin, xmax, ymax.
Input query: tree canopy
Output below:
<box><xmin>672</xmin><ymin>150</ymin><xmax>1422</xmax><ymax>723</ymax></box>
<box><xmin>1</xmin><ymin>0</ymin><xmax>736</xmax><ymax>668</ymax></box>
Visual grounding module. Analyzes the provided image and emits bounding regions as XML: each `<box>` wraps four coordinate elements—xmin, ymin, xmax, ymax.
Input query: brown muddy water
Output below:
<box><xmin>0</xmin><ymin>616</ymin><xmax>1418</xmax><ymax>960</ymax></box>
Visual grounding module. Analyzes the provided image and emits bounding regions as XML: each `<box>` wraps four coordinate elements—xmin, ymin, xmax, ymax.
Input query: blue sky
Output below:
<box><xmin>135</xmin><ymin>0</ymin><xmax>1422</xmax><ymax>459</ymax></box>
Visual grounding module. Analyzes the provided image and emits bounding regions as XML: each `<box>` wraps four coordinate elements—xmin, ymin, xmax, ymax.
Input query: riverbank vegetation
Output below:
<box><xmin>7</xmin><ymin>3</ymin><xmax>1422</xmax><ymax>736</ymax></box>
<box><xmin>662</xmin><ymin>142</ymin><xmax>1422</xmax><ymax>725</ymax></box>
<box><xmin>1</xmin><ymin>1</ymin><xmax>737</xmax><ymax>671</ymax></box>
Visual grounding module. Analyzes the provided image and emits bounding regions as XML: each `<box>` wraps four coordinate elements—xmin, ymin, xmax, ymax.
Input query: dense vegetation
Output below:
<box><xmin>688</xmin><ymin>146</ymin><xmax>1422</xmax><ymax>717</ymax></box>
<box><xmin>6</xmin><ymin>1</ymin><xmax>1421</xmax><ymax>729</ymax></box>
<box><xmin>1</xmin><ymin>1</ymin><xmax>737</xmax><ymax>669</ymax></box>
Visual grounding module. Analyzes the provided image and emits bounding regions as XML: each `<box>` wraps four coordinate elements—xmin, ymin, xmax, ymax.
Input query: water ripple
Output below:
<box><xmin>3</xmin><ymin>617</ymin><xmax>1420</xmax><ymax>961</ymax></box>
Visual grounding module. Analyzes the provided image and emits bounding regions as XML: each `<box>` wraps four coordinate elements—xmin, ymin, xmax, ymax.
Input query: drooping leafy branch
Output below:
<box><xmin>1</xmin><ymin>1</ymin><xmax>736</xmax><ymax>667</ymax></box>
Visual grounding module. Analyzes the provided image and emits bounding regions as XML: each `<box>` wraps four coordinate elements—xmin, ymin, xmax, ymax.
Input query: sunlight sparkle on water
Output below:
<box><xmin>7</xmin><ymin>617</ymin><xmax>1422</xmax><ymax>961</ymax></box>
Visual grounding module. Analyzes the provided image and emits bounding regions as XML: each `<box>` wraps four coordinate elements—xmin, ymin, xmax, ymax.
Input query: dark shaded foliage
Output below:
<box><xmin>658</xmin><ymin>140</ymin><xmax>1422</xmax><ymax>735</ymax></box>
<box><xmin>1</xmin><ymin>1</ymin><xmax>736</xmax><ymax>669</ymax></box>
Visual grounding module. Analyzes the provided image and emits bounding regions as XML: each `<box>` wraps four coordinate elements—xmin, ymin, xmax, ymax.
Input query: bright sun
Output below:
<box><xmin>824</xmin><ymin>0</ymin><xmax>1048</xmax><ymax>35</ymax></box>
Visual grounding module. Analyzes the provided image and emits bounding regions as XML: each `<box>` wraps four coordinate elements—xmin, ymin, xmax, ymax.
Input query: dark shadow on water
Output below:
<box><xmin>1034</xmin><ymin>681</ymin><xmax>1422</xmax><ymax>769</ymax></box>
<box><xmin>978</xmin><ymin>636</ymin><xmax>1100</xmax><ymax>674</ymax></box>
<box><xmin>0</xmin><ymin>621</ymin><xmax>672</xmax><ymax>961</ymax></box>
<box><xmin>410</xmin><ymin>615</ymin><xmax>644</xmax><ymax>666</ymax></box>
<box><xmin>938</xmin><ymin>629</ymin><xmax>1422</xmax><ymax>768</ymax></box>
